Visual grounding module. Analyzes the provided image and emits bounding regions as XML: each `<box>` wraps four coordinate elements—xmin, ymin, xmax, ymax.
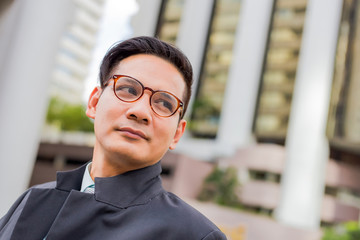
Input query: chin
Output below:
<box><xmin>101</xmin><ymin>139</ymin><xmax>166</xmax><ymax>167</ymax></box>
<box><xmin>109</xmin><ymin>145</ymin><xmax>149</xmax><ymax>164</ymax></box>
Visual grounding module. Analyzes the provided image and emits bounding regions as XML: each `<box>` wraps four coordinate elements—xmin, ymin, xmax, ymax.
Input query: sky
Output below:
<box><xmin>83</xmin><ymin>0</ymin><xmax>138</xmax><ymax>102</ymax></box>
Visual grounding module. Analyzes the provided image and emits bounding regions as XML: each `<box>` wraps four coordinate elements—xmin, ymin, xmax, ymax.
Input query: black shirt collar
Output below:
<box><xmin>56</xmin><ymin>161</ymin><xmax>164</xmax><ymax>208</ymax></box>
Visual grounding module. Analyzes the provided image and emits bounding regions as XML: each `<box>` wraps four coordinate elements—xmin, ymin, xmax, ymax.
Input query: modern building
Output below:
<box><xmin>132</xmin><ymin>0</ymin><xmax>360</xmax><ymax>230</ymax></box>
<box><xmin>49</xmin><ymin>0</ymin><xmax>106</xmax><ymax>104</ymax></box>
<box><xmin>1</xmin><ymin>0</ymin><xmax>359</xmax><ymax>235</ymax></box>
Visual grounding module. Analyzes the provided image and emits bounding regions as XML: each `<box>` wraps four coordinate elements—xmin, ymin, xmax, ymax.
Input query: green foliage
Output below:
<box><xmin>188</xmin><ymin>98</ymin><xmax>220</xmax><ymax>138</ymax></box>
<box><xmin>191</xmin><ymin>97</ymin><xmax>220</xmax><ymax>120</ymax></box>
<box><xmin>322</xmin><ymin>222</ymin><xmax>360</xmax><ymax>240</ymax></box>
<box><xmin>46</xmin><ymin>97</ymin><xmax>94</xmax><ymax>132</ymax></box>
<box><xmin>198</xmin><ymin>166</ymin><xmax>241</xmax><ymax>208</ymax></box>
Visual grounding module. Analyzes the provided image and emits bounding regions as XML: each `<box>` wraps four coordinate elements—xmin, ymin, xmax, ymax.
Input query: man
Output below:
<box><xmin>0</xmin><ymin>36</ymin><xmax>227</xmax><ymax>239</ymax></box>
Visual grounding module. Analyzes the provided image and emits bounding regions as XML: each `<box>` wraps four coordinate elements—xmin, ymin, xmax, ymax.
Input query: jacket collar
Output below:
<box><xmin>56</xmin><ymin>161</ymin><xmax>164</xmax><ymax>209</ymax></box>
<box><xmin>56</xmin><ymin>163</ymin><xmax>87</xmax><ymax>192</ymax></box>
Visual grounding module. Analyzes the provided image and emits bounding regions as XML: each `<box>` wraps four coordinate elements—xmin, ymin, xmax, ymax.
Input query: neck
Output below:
<box><xmin>90</xmin><ymin>143</ymin><xmax>129</xmax><ymax>180</ymax></box>
<box><xmin>90</xmin><ymin>142</ymin><xmax>152</xmax><ymax>180</ymax></box>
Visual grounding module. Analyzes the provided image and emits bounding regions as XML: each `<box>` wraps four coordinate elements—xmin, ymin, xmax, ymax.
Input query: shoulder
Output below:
<box><xmin>1</xmin><ymin>181</ymin><xmax>56</xmax><ymax>218</ymax></box>
<box><xmin>0</xmin><ymin>181</ymin><xmax>59</xmax><ymax>236</ymax></box>
<box><xmin>148</xmin><ymin>191</ymin><xmax>226</xmax><ymax>239</ymax></box>
<box><xmin>30</xmin><ymin>181</ymin><xmax>56</xmax><ymax>189</ymax></box>
<box><xmin>160</xmin><ymin>192</ymin><xmax>217</xmax><ymax>227</ymax></box>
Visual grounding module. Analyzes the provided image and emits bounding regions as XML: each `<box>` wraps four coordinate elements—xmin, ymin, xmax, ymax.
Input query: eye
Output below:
<box><xmin>116</xmin><ymin>85</ymin><xmax>138</xmax><ymax>96</ymax></box>
<box><xmin>152</xmin><ymin>92</ymin><xmax>178</xmax><ymax>115</ymax></box>
<box><xmin>154</xmin><ymin>98</ymin><xmax>174</xmax><ymax>112</ymax></box>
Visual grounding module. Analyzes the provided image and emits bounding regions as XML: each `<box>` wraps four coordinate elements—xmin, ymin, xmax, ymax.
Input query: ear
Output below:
<box><xmin>86</xmin><ymin>87</ymin><xmax>102</xmax><ymax>119</ymax></box>
<box><xmin>169</xmin><ymin>119</ymin><xmax>187</xmax><ymax>150</ymax></box>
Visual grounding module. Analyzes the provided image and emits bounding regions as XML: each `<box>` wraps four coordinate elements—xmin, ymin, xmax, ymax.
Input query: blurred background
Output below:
<box><xmin>0</xmin><ymin>0</ymin><xmax>360</xmax><ymax>239</ymax></box>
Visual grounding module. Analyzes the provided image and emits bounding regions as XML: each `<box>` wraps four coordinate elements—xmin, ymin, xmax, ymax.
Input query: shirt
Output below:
<box><xmin>80</xmin><ymin>162</ymin><xmax>94</xmax><ymax>192</ymax></box>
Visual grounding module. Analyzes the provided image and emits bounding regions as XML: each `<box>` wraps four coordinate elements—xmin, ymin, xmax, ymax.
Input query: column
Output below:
<box><xmin>275</xmin><ymin>0</ymin><xmax>343</xmax><ymax>229</ymax></box>
<box><xmin>0</xmin><ymin>0</ymin><xmax>73</xmax><ymax>216</ymax></box>
<box><xmin>217</xmin><ymin>0</ymin><xmax>274</xmax><ymax>152</ymax></box>
<box><xmin>131</xmin><ymin>0</ymin><xmax>162</xmax><ymax>37</ymax></box>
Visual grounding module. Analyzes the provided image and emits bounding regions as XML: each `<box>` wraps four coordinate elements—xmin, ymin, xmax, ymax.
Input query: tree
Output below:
<box><xmin>46</xmin><ymin>97</ymin><xmax>94</xmax><ymax>132</ymax></box>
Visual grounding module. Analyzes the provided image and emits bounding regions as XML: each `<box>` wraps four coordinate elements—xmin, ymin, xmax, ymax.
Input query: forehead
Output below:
<box><xmin>111</xmin><ymin>54</ymin><xmax>186</xmax><ymax>97</ymax></box>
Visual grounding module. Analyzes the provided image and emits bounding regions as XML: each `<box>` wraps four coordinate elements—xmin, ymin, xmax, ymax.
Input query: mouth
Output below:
<box><xmin>117</xmin><ymin>127</ymin><xmax>148</xmax><ymax>140</ymax></box>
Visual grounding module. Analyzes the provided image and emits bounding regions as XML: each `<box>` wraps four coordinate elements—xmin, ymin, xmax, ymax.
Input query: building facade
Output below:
<box><xmin>50</xmin><ymin>0</ymin><xmax>106</xmax><ymax>104</ymax></box>
<box><xmin>132</xmin><ymin>0</ymin><xmax>360</xmax><ymax>230</ymax></box>
<box><xmin>1</xmin><ymin>0</ymin><xmax>359</xmax><ymax>231</ymax></box>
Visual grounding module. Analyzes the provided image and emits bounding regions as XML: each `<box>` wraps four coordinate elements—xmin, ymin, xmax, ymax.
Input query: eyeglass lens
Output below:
<box><xmin>114</xmin><ymin>76</ymin><xmax>180</xmax><ymax>117</ymax></box>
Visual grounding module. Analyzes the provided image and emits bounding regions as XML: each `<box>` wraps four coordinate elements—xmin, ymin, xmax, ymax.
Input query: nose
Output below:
<box><xmin>125</xmin><ymin>91</ymin><xmax>152</xmax><ymax>124</ymax></box>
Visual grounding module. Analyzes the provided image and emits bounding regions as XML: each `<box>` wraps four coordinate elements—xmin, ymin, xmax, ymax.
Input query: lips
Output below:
<box><xmin>118</xmin><ymin>127</ymin><xmax>148</xmax><ymax>140</ymax></box>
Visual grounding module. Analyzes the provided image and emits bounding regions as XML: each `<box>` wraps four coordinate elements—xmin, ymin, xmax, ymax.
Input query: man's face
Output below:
<box><xmin>86</xmin><ymin>54</ymin><xmax>187</xmax><ymax>171</ymax></box>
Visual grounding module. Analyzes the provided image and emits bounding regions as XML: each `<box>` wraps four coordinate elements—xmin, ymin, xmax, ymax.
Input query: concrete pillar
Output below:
<box><xmin>0</xmin><ymin>0</ymin><xmax>73</xmax><ymax>216</ymax></box>
<box><xmin>217</xmin><ymin>0</ymin><xmax>274</xmax><ymax>153</ymax></box>
<box><xmin>275</xmin><ymin>0</ymin><xmax>343</xmax><ymax>229</ymax></box>
<box><xmin>131</xmin><ymin>0</ymin><xmax>162</xmax><ymax>37</ymax></box>
<box><xmin>176</xmin><ymin>0</ymin><xmax>214</xmax><ymax>118</ymax></box>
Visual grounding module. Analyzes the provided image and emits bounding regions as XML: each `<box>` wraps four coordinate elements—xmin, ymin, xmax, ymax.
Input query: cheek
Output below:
<box><xmin>154</xmin><ymin>120</ymin><xmax>178</xmax><ymax>143</ymax></box>
<box><xmin>94</xmin><ymin>101</ymin><xmax>119</xmax><ymax>133</ymax></box>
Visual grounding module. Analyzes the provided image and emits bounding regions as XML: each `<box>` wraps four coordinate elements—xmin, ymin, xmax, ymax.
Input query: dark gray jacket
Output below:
<box><xmin>0</xmin><ymin>162</ymin><xmax>226</xmax><ymax>240</ymax></box>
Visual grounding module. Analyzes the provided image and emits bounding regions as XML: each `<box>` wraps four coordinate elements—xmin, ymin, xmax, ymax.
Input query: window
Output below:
<box><xmin>190</xmin><ymin>0</ymin><xmax>242</xmax><ymax>138</ymax></box>
<box><xmin>156</xmin><ymin>0</ymin><xmax>185</xmax><ymax>45</ymax></box>
<box><xmin>327</xmin><ymin>0</ymin><xmax>360</xmax><ymax>147</ymax></box>
<box><xmin>254</xmin><ymin>0</ymin><xmax>308</xmax><ymax>143</ymax></box>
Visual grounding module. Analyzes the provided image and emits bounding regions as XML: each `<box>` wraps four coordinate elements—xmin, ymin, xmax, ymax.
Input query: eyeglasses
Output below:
<box><xmin>105</xmin><ymin>75</ymin><xmax>184</xmax><ymax>118</ymax></box>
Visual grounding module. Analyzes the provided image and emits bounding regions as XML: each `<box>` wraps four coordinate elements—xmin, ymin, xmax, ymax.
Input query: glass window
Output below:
<box><xmin>190</xmin><ymin>0</ymin><xmax>242</xmax><ymax>138</ymax></box>
<box><xmin>156</xmin><ymin>0</ymin><xmax>185</xmax><ymax>45</ymax></box>
<box><xmin>253</xmin><ymin>0</ymin><xmax>308</xmax><ymax>143</ymax></box>
<box><xmin>327</xmin><ymin>0</ymin><xmax>360</xmax><ymax>146</ymax></box>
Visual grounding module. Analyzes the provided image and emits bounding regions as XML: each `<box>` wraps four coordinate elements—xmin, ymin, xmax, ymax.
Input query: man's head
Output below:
<box><xmin>86</xmin><ymin>36</ymin><xmax>193</xmax><ymax>175</ymax></box>
<box><xmin>98</xmin><ymin>36</ymin><xmax>193</xmax><ymax>117</ymax></box>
